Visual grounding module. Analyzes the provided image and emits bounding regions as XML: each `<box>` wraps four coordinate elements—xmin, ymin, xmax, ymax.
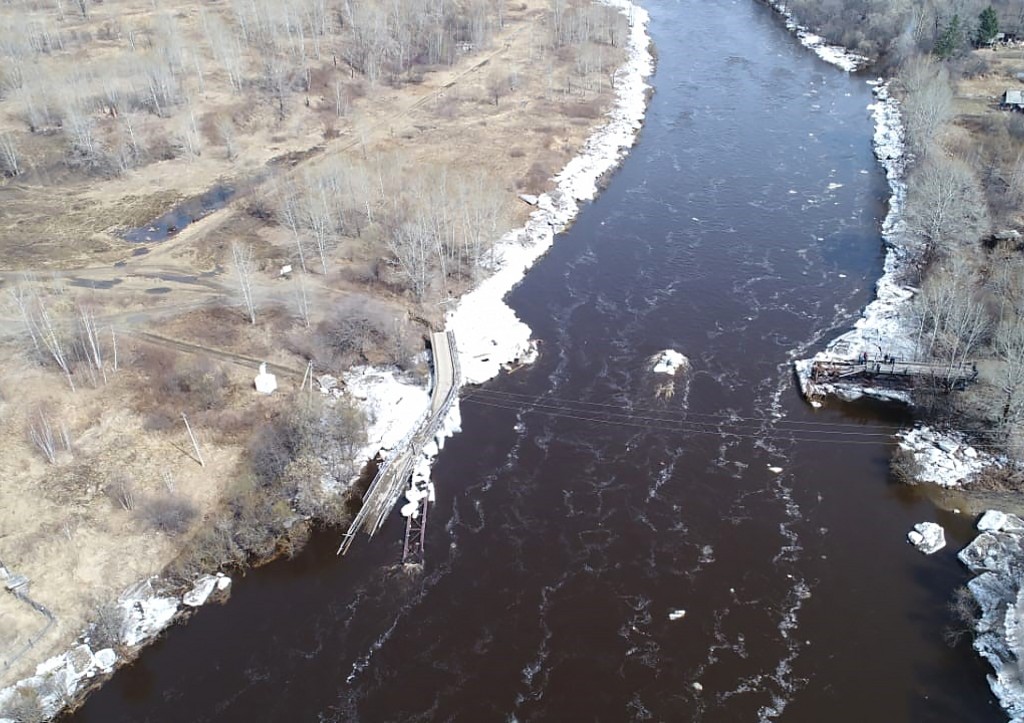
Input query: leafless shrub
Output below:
<box><xmin>1</xmin><ymin>686</ymin><xmax>46</xmax><ymax>723</ymax></box>
<box><xmin>140</xmin><ymin>494</ymin><xmax>198</xmax><ymax>536</ymax></box>
<box><xmin>106</xmin><ymin>474</ymin><xmax>135</xmax><ymax>511</ymax></box>
<box><xmin>562</xmin><ymin>99</ymin><xmax>602</xmax><ymax>119</ymax></box>
<box><xmin>89</xmin><ymin>598</ymin><xmax>126</xmax><ymax>651</ymax></box>
<box><xmin>27</xmin><ymin>407</ymin><xmax>71</xmax><ymax>464</ymax></box>
<box><xmin>890</xmin><ymin>444</ymin><xmax>922</xmax><ymax>484</ymax></box>
<box><xmin>943</xmin><ymin>585</ymin><xmax>981</xmax><ymax>647</ymax></box>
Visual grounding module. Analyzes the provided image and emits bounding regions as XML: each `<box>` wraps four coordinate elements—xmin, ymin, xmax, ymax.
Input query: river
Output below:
<box><xmin>69</xmin><ymin>0</ymin><xmax>1005</xmax><ymax>720</ymax></box>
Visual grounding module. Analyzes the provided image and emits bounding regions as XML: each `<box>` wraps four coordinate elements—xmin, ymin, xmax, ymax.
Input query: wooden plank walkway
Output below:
<box><xmin>810</xmin><ymin>356</ymin><xmax>978</xmax><ymax>389</ymax></box>
<box><xmin>338</xmin><ymin>330</ymin><xmax>460</xmax><ymax>555</ymax></box>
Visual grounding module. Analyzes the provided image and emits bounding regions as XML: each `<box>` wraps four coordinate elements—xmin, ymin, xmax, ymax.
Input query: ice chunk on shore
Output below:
<box><xmin>907</xmin><ymin>522</ymin><xmax>945</xmax><ymax>554</ymax></box>
<box><xmin>183</xmin><ymin>575</ymin><xmax>219</xmax><ymax>607</ymax></box>
<box><xmin>978</xmin><ymin>510</ymin><xmax>1024</xmax><ymax>534</ymax></box>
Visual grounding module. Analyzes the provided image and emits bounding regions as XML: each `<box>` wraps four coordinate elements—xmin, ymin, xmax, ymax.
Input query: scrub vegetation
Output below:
<box><xmin>0</xmin><ymin>0</ymin><xmax>629</xmax><ymax>700</ymax></box>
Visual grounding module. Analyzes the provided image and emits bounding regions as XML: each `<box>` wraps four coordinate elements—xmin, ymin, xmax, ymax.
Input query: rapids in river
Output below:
<box><xmin>70</xmin><ymin>0</ymin><xmax>1004</xmax><ymax>720</ymax></box>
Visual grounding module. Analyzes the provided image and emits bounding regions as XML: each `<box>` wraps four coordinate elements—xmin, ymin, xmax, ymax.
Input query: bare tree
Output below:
<box><xmin>8</xmin><ymin>284</ymin><xmax>40</xmax><ymax>353</ymax></box>
<box><xmin>294</xmin><ymin>271</ymin><xmax>311</xmax><ymax>328</ymax></box>
<box><xmin>231</xmin><ymin>241</ymin><xmax>258</xmax><ymax>324</ymax></box>
<box><xmin>215</xmin><ymin>115</ymin><xmax>238</xmax><ymax>160</ymax></box>
<box><xmin>28</xmin><ymin>409</ymin><xmax>70</xmax><ymax>464</ymax></box>
<box><xmin>898</xmin><ymin>56</ymin><xmax>953</xmax><ymax>154</ymax></box>
<box><xmin>904</xmin><ymin>153</ymin><xmax>990</xmax><ymax>255</ymax></box>
<box><xmin>914</xmin><ymin>263</ymin><xmax>990</xmax><ymax>371</ymax></box>
<box><xmin>387</xmin><ymin>219</ymin><xmax>433</xmax><ymax>300</ymax></box>
<box><xmin>995</xmin><ymin>316</ymin><xmax>1024</xmax><ymax>425</ymax></box>
<box><xmin>78</xmin><ymin>303</ymin><xmax>106</xmax><ymax>383</ymax></box>
<box><xmin>0</xmin><ymin>132</ymin><xmax>20</xmax><ymax>176</ymax></box>
<box><xmin>36</xmin><ymin>296</ymin><xmax>75</xmax><ymax>391</ymax></box>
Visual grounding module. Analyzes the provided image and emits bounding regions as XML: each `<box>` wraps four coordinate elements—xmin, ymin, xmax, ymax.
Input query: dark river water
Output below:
<box><xmin>70</xmin><ymin>1</ymin><xmax>1005</xmax><ymax>721</ymax></box>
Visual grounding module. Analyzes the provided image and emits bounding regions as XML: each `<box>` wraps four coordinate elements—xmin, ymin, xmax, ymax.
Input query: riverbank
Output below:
<box><xmin>768</xmin><ymin>3</ymin><xmax>1024</xmax><ymax>719</ymax></box>
<box><xmin>0</xmin><ymin>2</ymin><xmax>654</xmax><ymax>720</ymax></box>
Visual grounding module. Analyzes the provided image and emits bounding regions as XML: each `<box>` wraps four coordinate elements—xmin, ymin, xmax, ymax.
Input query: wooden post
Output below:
<box><xmin>182</xmin><ymin>413</ymin><xmax>204</xmax><ymax>467</ymax></box>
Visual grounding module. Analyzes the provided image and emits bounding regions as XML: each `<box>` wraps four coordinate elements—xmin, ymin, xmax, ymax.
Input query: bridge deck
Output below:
<box><xmin>338</xmin><ymin>330</ymin><xmax>460</xmax><ymax>555</ymax></box>
<box><xmin>811</xmin><ymin>357</ymin><xmax>978</xmax><ymax>386</ymax></box>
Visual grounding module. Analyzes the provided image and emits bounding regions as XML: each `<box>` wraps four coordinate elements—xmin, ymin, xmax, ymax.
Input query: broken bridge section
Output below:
<box><xmin>338</xmin><ymin>330</ymin><xmax>460</xmax><ymax>557</ymax></box>
<box><xmin>808</xmin><ymin>356</ymin><xmax>979</xmax><ymax>391</ymax></box>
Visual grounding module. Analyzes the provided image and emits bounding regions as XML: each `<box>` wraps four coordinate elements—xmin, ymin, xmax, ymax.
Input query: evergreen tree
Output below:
<box><xmin>976</xmin><ymin>7</ymin><xmax>1000</xmax><ymax>46</ymax></box>
<box><xmin>935</xmin><ymin>14</ymin><xmax>965</xmax><ymax>60</ymax></box>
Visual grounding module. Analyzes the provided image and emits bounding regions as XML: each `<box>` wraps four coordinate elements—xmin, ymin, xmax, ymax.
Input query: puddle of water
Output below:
<box><xmin>123</xmin><ymin>185</ymin><xmax>235</xmax><ymax>243</ymax></box>
<box><xmin>132</xmin><ymin>247</ymin><xmax>151</xmax><ymax>256</ymax></box>
<box><xmin>145</xmin><ymin>287</ymin><xmax>173</xmax><ymax>295</ymax></box>
<box><xmin>69</xmin><ymin>278</ymin><xmax>123</xmax><ymax>289</ymax></box>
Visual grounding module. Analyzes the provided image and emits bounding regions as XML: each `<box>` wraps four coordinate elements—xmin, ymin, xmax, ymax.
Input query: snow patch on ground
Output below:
<box><xmin>651</xmin><ymin>349</ymin><xmax>690</xmax><ymax>376</ymax></box>
<box><xmin>896</xmin><ymin>426</ymin><xmax>999</xmax><ymax>488</ymax></box>
<box><xmin>765</xmin><ymin>0</ymin><xmax>869</xmax><ymax>72</ymax></box>
<box><xmin>960</xmin><ymin>511</ymin><xmax>1024</xmax><ymax>721</ymax></box>
<box><xmin>907</xmin><ymin>521</ymin><xmax>945</xmax><ymax>554</ymax></box>
<box><xmin>447</xmin><ymin>0</ymin><xmax>653</xmax><ymax>386</ymax></box>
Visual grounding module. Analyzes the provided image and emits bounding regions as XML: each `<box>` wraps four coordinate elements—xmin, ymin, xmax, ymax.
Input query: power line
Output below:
<box><xmin>464</xmin><ymin>387</ymin><xmax>910</xmax><ymax>431</ymax></box>
<box><xmin>460</xmin><ymin>389</ymin><xmax>1007</xmax><ymax>448</ymax></box>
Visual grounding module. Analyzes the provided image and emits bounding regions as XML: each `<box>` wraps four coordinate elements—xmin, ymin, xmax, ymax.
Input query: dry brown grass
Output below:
<box><xmin>0</xmin><ymin>0</ymin><xmax>628</xmax><ymax>693</ymax></box>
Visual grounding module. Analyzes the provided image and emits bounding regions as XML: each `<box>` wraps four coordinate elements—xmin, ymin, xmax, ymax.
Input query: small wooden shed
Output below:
<box><xmin>1002</xmin><ymin>89</ymin><xmax>1024</xmax><ymax>110</ymax></box>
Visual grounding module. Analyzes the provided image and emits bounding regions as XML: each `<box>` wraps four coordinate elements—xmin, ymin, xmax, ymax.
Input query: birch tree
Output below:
<box><xmin>904</xmin><ymin>153</ymin><xmax>990</xmax><ymax>255</ymax></box>
<box><xmin>36</xmin><ymin>297</ymin><xmax>75</xmax><ymax>391</ymax></box>
<box><xmin>0</xmin><ymin>132</ymin><xmax>20</xmax><ymax>176</ymax></box>
<box><xmin>78</xmin><ymin>304</ymin><xmax>106</xmax><ymax>383</ymax></box>
<box><xmin>231</xmin><ymin>241</ymin><xmax>258</xmax><ymax>324</ymax></box>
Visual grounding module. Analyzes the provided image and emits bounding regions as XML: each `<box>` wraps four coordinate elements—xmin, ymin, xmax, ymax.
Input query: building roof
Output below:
<box><xmin>1005</xmin><ymin>89</ymin><xmax>1024</xmax><ymax>106</ymax></box>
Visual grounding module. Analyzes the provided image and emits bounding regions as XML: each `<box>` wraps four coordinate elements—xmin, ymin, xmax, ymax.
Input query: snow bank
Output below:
<box><xmin>651</xmin><ymin>350</ymin><xmax>690</xmax><ymax>376</ymax></box>
<box><xmin>795</xmin><ymin>81</ymin><xmax>924</xmax><ymax>406</ymax></box>
<box><xmin>118</xmin><ymin>579</ymin><xmax>180</xmax><ymax>648</ymax></box>
<box><xmin>343</xmin><ymin>366</ymin><xmax>432</xmax><ymax>464</ymax></box>
<box><xmin>896</xmin><ymin>426</ymin><xmax>999</xmax><ymax>488</ymax></box>
<box><xmin>0</xmin><ymin>570</ymin><xmax>233</xmax><ymax>721</ymax></box>
<box><xmin>960</xmin><ymin>511</ymin><xmax>1024</xmax><ymax>722</ymax></box>
<box><xmin>0</xmin><ymin>644</ymin><xmax>118</xmax><ymax>720</ymax></box>
<box><xmin>765</xmin><ymin>0</ymin><xmax>869</xmax><ymax>72</ymax></box>
<box><xmin>907</xmin><ymin>521</ymin><xmax>945</xmax><ymax>554</ymax></box>
<box><xmin>447</xmin><ymin>0</ymin><xmax>653</xmax><ymax>387</ymax></box>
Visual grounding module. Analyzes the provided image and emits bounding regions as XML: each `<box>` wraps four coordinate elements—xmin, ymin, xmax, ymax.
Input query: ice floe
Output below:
<box><xmin>651</xmin><ymin>349</ymin><xmax>690</xmax><ymax>376</ymax></box>
<box><xmin>907</xmin><ymin>522</ymin><xmax>945</xmax><ymax>554</ymax></box>
<box><xmin>959</xmin><ymin>511</ymin><xmax>1024</xmax><ymax>722</ymax></box>
<box><xmin>896</xmin><ymin>426</ymin><xmax>999</xmax><ymax>488</ymax></box>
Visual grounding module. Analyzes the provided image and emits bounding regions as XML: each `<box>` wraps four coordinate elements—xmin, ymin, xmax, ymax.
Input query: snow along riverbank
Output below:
<box><xmin>447</xmin><ymin>0</ymin><xmax>653</xmax><ymax>388</ymax></box>
<box><xmin>768</xmin><ymin>6</ymin><xmax>1023</xmax><ymax>719</ymax></box>
<box><xmin>0</xmin><ymin>574</ymin><xmax>230</xmax><ymax>722</ymax></box>
<box><xmin>0</xmin><ymin>5</ymin><xmax>654</xmax><ymax>719</ymax></box>
<box><xmin>341</xmin><ymin>0</ymin><xmax>653</xmax><ymax>500</ymax></box>
<box><xmin>793</xmin><ymin>80</ymin><xmax>922</xmax><ymax>406</ymax></box>
<box><xmin>960</xmin><ymin>511</ymin><xmax>1024</xmax><ymax>723</ymax></box>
